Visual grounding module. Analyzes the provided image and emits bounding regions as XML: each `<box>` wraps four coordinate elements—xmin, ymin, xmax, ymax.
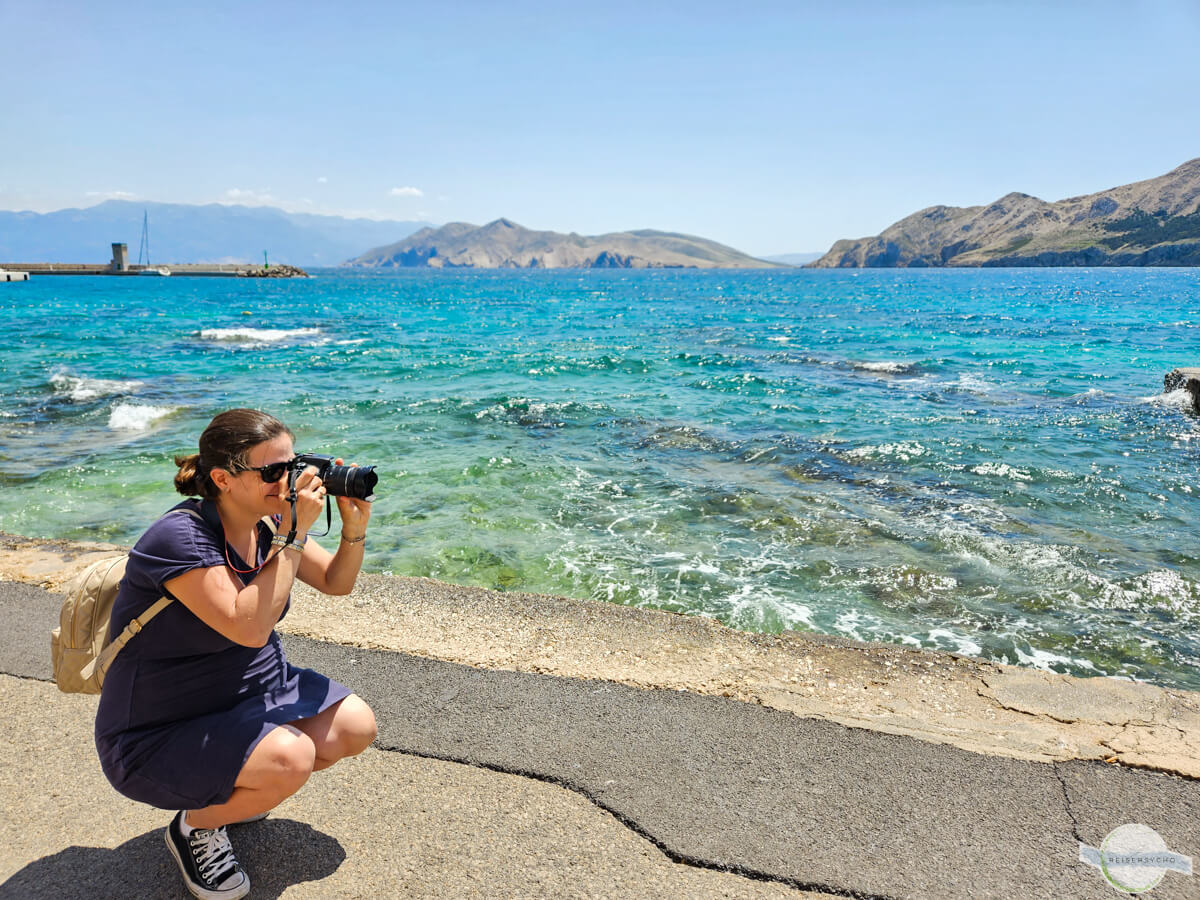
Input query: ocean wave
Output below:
<box><xmin>845</xmin><ymin>441</ymin><xmax>927</xmax><ymax>462</ymax></box>
<box><xmin>1092</xmin><ymin>568</ymin><xmax>1200</xmax><ymax>614</ymax></box>
<box><xmin>778</xmin><ymin>354</ymin><xmax>921</xmax><ymax>376</ymax></box>
<box><xmin>852</xmin><ymin>360</ymin><xmax>917</xmax><ymax>374</ymax></box>
<box><xmin>108</xmin><ymin>403</ymin><xmax>177</xmax><ymax>431</ymax></box>
<box><xmin>832</xmin><ymin>609</ymin><xmax>883</xmax><ymax>642</ymax></box>
<box><xmin>1065</xmin><ymin>387</ymin><xmax>1112</xmax><ymax>406</ymax></box>
<box><xmin>473</xmin><ymin>397</ymin><xmax>611</xmax><ymax>429</ymax></box>
<box><xmin>50</xmin><ymin>372</ymin><xmax>143</xmax><ymax>401</ymax></box>
<box><xmin>1140</xmin><ymin>388</ymin><xmax>1193</xmax><ymax>408</ymax></box>
<box><xmin>926</xmin><ymin>628</ymin><xmax>983</xmax><ymax>658</ymax></box>
<box><xmin>943</xmin><ymin>373</ymin><xmax>997</xmax><ymax>394</ymax></box>
<box><xmin>1009</xmin><ymin>645</ymin><xmax>1099</xmax><ymax>673</ymax></box>
<box><xmin>197</xmin><ymin>327</ymin><xmax>322</xmax><ymax>345</ymax></box>
<box><xmin>970</xmin><ymin>462</ymin><xmax>1033</xmax><ymax>481</ymax></box>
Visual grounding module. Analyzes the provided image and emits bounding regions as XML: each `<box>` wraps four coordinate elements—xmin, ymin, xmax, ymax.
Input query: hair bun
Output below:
<box><xmin>173</xmin><ymin>453</ymin><xmax>206</xmax><ymax>497</ymax></box>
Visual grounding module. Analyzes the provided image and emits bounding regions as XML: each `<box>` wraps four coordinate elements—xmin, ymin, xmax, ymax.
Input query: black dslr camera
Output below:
<box><xmin>290</xmin><ymin>453</ymin><xmax>378</xmax><ymax>501</ymax></box>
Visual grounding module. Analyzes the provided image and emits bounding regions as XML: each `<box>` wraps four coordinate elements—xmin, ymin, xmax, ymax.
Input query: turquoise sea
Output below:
<box><xmin>2</xmin><ymin>268</ymin><xmax>1198</xmax><ymax>689</ymax></box>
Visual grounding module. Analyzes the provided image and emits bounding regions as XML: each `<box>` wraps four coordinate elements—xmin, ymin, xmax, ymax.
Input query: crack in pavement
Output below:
<box><xmin>376</xmin><ymin>741</ymin><xmax>901</xmax><ymax>900</ymax></box>
<box><xmin>0</xmin><ymin>668</ymin><xmax>891</xmax><ymax>899</ymax></box>
<box><xmin>1053</xmin><ymin>762</ymin><xmax>1085</xmax><ymax>846</ymax></box>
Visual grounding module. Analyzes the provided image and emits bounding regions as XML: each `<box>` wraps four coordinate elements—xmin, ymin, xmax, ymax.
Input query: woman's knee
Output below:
<box><xmin>338</xmin><ymin>695</ymin><xmax>378</xmax><ymax>756</ymax></box>
<box><xmin>245</xmin><ymin>724</ymin><xmax>317</xmax><ymax>791</ymax></box>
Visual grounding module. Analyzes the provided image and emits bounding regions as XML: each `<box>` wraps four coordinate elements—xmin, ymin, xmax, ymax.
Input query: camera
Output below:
<box><xmin>291</xmin><ymin>453</ymin><xmax>378</xmax><ymax>501</ymax></box>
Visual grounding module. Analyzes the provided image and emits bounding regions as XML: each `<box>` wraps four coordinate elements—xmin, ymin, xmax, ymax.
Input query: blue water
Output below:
<box><xmin>2</xmin><ymin>268</ymin><xmax>1198</xmax><ymax>689</ymax></box>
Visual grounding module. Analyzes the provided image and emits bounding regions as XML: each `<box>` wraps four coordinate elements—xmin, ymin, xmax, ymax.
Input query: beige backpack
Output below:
<box><xmin>49</xmin><ymin>506</ymin><xmax>223</xmax><ymax>693</ymax></box>
<box><xmin>51</xmin><ymin>554</ymin><xmax>175</xmax><ymax>694</ymax></box>
<box><xmin>49</xmin><ymin>505</ymin><xmax>278</xmax><ymax>693</ymax></box>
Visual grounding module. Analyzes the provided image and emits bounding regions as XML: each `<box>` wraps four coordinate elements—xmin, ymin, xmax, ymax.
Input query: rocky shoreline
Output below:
<box><xmin>236</xmin><ymin>263</ymin><xmax>308</xmax><ymax>278</ymax></box>
<box><xmin>5</xmin><ymin>531</ymin><xmax>1198</xmax><ymax>778</ymax></box>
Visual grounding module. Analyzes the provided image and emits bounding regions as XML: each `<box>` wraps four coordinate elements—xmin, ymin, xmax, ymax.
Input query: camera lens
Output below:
<box><xmin>323</xmin><ymin>464</ymin><xmax>378</xmax><ymax>500</ymax></box>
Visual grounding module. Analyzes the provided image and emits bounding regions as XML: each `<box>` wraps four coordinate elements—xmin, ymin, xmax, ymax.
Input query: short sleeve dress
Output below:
<box><xmin>95</xmin><ymin>498</ymin><xmax>351</xmax><ymax>811</ymax></box>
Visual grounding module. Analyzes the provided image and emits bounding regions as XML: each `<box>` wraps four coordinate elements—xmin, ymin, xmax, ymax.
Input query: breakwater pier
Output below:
<box><xmin>2</xmin><ymin>243</ymin><xmax>306</xmax><ymax>278</ymax></box>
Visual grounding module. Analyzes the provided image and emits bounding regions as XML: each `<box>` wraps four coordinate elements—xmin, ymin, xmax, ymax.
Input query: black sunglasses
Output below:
<box><xmin>241</xmin><ymin>457</ymin><xmax>297</xmax><ymax>483</ymax></box>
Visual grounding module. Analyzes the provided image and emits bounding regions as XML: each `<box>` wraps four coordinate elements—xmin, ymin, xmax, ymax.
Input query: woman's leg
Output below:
<box><xmin>290</xmin><ymin>694</ymin><xmax>377</xmax><ymax>771</ymax></box>
<box><xmin>185</xmin><ymin>723</ymin><xmax>316</xmax><ymax>830</ymax></box>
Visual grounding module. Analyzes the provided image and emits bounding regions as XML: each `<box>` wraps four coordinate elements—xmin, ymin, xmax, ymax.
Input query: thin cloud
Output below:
<box><xmin>223</xmin><ymin>188</ymin><xmax>277</xmax><ymax>205</ymax></box>
<box><xmin>317</xmin><ymin>176</ymin><xmax>328</xmax><ymax>184</ymax></box>
<box><xmin>85</xmin><ymin>190</ymin><xmax>136</xmax><ymax>200</ymax></box>
<box><xmin>389</xmin><ymin>186</ymin><xmax>424</xmax><ymax>198</ymax></box>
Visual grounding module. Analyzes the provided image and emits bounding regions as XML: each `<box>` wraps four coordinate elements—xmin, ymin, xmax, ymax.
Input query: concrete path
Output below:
<box><xmin>1</xmin><ymin>580</ymin><xmax>1197</xmax><ymax>898</ymax></box>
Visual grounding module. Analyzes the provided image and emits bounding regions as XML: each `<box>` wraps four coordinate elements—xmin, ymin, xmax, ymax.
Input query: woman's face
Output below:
<box><xmin>227</xmin><ymin>433</ymin><xmax>296</xmax><ymax>518</ymax></box>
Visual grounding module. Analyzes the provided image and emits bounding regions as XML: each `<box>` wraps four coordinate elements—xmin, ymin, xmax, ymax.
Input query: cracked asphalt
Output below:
<box><xmin>2</xmin><ymin>579</ymin><xmax>1197</xmax><ymax>898</ymax></box>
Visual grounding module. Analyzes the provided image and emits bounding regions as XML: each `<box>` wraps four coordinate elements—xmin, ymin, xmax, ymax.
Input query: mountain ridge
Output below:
<box><xmin>810</xmin><ymin>158</ymin><xmax>1200</xmax><ymax>267</ymax></box>
<box><xmin>345</xmin><ymin>219</ymin><xmax>781</xmax><ymax>269</ymax></box>
<box><xmin>0</xmin><ymin>200</ymin><xmax>429</xmax><ymax>266</ymax></box>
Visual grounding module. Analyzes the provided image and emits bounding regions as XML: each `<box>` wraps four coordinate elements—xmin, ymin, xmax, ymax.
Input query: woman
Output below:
<box><xmin>95</xmin><ymin>409</ymin><xmax>377</xmax><ymax>900</ymax></box>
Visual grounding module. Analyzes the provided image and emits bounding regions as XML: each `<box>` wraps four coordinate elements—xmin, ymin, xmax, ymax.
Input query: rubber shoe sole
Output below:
<box><xmin>231</xmin><ymin>811</ymin><xmax>269</xmax><ymax>825</ymax></box>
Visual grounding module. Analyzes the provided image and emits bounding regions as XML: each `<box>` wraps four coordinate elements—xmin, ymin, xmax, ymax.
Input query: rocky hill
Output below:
<box><xmin>345</xmin><ymin>219</ymin><xmax>779</xmax><ymax>269</ymax></box>
<box><xmin>810</xmin><ymin>158</ymin><xmax>1200</xmax><ymax>267</ymax></box>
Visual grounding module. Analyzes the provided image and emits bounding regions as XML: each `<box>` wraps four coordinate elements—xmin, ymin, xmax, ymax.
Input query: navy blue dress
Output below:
<box><xmin>95</xmin><ymin>499</ymin><xmax>351</xmax><ymax>811</ymax></box>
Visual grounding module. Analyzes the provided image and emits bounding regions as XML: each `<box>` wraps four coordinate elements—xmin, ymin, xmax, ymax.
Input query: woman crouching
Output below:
<box><xmin>95</xmin><ymin>408</ymin><xmax>377</xmax><ymax>899</ymax></box>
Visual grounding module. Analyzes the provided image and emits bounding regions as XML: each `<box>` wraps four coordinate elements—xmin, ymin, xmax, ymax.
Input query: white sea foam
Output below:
<box><xmin>846</xmin><ymin>441</ymin><xmax>927</xmax><ymax>462</ymax></box>
<box><xmin>853</xmin><ymin>360</ymin><xmax>913</xmax><ymax>374</ymax></box>
<box><xmin>198</xmin><ymin>327</ymin><xmax>322</xmax><ymax>345</ymax></box>
<box><xmin>1140</xmin><ymin>388</ymin><xmax>1193</xmax><ymax>408</ymax></box>
<box><xmin>50</xmin><ymin>372</ymin><xmax>143</xmax><ymax>401</ymax></box>
<box><xmin>945</xmin><ymin>373</ymin><xmax>996</xmax><ymax>394</ymax></box>
<box><xmin>833</xmin><ymin>609</ymin><xmax>881</xmax><ymax>642</ymax></box>
<box><xmin>1095</xmin><ymin>569</ymin><xmax>1200</xmax><ymax>614</ymax></box>
<box><xmin>971</xmin><ymin>462</ymin><xmax>1033</xmax><ymax>481</ymax></box>
<box><xmin>926</xmin><ymin>628</ymin><xmax>983</xmax><ymax>658</ymax></box>
<box><xmin>108</xmin><ymin>403</ymin><xmax>176</xmax><ymax>431</ymax></box>
<box><xmin>724</xmin><ymin>582</ymin><xmax>816</xmax><ymax>631</ymax></box>
<box><xmin>1011</xmin><ymin>645</ymin><xmax>1099</xmax><ymax>672</ymax></box>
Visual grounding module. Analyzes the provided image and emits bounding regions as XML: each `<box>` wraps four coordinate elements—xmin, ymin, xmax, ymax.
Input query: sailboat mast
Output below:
<box><xmin>137</xmin><ymin>210</ymin><xmax>151</xmax><ymax>267</ymax></box>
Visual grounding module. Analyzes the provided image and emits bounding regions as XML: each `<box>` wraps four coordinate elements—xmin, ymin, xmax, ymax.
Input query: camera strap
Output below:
<box><xmin>283</xmin><ymin>470</ymin><xmax>332</xmax><ymax>544</ymax></box>
<box><xmin>285</xmin><ymin>480</ymin><xmax>300</xmax><ymax>544</ymax></box>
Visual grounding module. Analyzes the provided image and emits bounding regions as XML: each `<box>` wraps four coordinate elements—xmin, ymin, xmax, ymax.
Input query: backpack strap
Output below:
<box><xmin>81</xmin><ymin>594</ymin><xmax>175</xmax><ymax>680</ymax></box>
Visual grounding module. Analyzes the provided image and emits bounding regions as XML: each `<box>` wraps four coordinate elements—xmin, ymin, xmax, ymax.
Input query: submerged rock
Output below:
<box><xmin>1164</xmin><ymin>367</ymin><xmax>1200</xmax><ymax>413</ymax></box>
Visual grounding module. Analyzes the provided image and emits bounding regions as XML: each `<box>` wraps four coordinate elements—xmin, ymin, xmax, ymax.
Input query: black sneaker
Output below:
<box><xmin>164</xmin><ymin>811</ymin><xmax>251</xmax><ymax>900</ymax></box>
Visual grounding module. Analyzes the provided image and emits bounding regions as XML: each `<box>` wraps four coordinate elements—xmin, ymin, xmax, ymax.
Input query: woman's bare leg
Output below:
<box><xmin>290</xmin><ymin>694</ymin><xmax>377</xmax><ymax>771</ymax></box>
<box><xmin>185</xmin><ymin>723</ymin><xmax>316</xmax><ymax>830</ymax></box>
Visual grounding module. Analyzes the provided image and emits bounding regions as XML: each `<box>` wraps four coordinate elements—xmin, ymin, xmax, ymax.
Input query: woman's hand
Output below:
<box><xmin>333</xmin><ymin>458</ymin><xmax>372</xmax><ymax>539</ymax></box>
<box><xmin>291</xmin><ymin>464</ymin><xmax>329</xmax><ymax>534</ymax></box>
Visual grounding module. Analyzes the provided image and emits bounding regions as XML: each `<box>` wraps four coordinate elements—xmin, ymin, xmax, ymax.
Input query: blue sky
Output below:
<box><xmin>2</xmin><ymin>0</ymin><xmax>1199</xmax><ymax>255</ymax></box>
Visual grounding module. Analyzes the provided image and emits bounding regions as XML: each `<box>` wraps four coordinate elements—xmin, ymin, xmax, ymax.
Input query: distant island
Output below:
<box><xmin>810</xmin><ymin>157</ymin><xmax>1200</xmax><ymax>267</ymax></box>
<box><xmin>344</xmin><ymin>219</ymin><xmax>782</xmax><ymax>269</ymax></box>
<box><xmin>763</xmin><ymin>252</ymin><xmax>823</xmax><ymax>266</ymax></box>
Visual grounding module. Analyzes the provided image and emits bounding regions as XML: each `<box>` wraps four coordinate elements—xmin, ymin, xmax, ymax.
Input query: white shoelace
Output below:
<box><xmin>189</xmin><ymin>826</ymin><xmax>240</xmax><ymax>886</ymax></box>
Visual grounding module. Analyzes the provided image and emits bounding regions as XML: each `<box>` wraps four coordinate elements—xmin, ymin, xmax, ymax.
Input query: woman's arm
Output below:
<box><xmin>296</xmin><ymin>530</ymin><xmax>364</xmax><ymax>596</ymax></box>
<box><xmin>297</xmin><ymin>467</ymin><xmax>372</xmax><ymax>595</ymax></box>
<box><xmin>165</xmin><ymin>544</ymin><xmax>307</xmax><ymax>647</ymax></box>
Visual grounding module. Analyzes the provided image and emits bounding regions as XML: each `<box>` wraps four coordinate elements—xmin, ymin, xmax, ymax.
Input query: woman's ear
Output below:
<box><xmin>209</xmin><ymin>467</ymin><xmax>234</xmax><ymax>494</ymax></box>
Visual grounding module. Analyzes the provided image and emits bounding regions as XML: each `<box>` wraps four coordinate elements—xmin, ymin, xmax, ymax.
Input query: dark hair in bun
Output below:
<box><xmin>174</xmin><ymin>409</ymin><xmax>294</xmax><ymax>498</ymax></box>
